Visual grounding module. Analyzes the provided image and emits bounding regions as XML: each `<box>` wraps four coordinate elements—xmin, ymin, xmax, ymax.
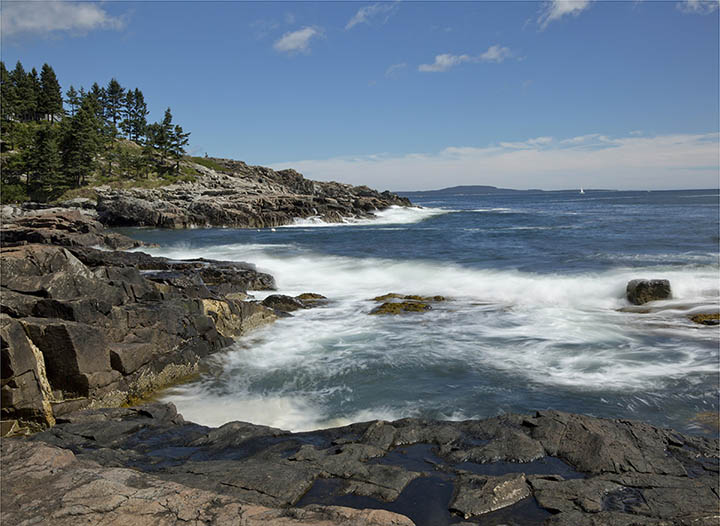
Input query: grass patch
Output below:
<box><xmin>188</xmin><ymin>156</ymin><xmax>224</xmax><ymax>172</ymax></box>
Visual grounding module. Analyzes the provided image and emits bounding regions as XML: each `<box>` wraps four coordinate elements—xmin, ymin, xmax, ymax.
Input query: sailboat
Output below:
<box><xmin>579</xmin><ymin>188</ymin><xmax>585</xmax><ymax>195</ymax></box>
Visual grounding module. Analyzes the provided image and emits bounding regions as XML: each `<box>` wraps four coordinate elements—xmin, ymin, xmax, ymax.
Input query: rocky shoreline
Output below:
<box><xmin>3</xmin><ymin>403</ymin><xmax>718</xmax><ymax>525</ymax></box>
<box><xmin>1</xmin><ymin>179</ymin><xmax>718</xmax><ymax>524</ymax></box>
<box><xmin>2</xmin><ymin>158</ymin><xmax>412</xmax><ymax>229</ymax></box>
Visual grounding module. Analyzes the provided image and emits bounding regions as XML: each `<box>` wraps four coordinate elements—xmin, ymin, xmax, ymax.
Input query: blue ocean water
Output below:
<box><xmin>121</xmin><ymin>189</ymin><xmax>720</xmax><ymax>434</ymax></box>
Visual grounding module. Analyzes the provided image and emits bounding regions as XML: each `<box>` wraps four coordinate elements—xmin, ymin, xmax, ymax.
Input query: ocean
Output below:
<box><xmin>119</xmin><ymin>189</ymin><xmax>720</xmax><ymax>435</ymax></box>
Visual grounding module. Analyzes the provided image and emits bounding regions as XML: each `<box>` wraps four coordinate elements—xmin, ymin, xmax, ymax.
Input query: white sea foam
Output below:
<box><xmin>280</xmin><ymin>205</ymin><xmax>451</xmax><ymax>228</ymax></box>
<box><xmin>148</xmin><ymin>242</ymin><xmax>720</xmax><ymax>431</ymax></box>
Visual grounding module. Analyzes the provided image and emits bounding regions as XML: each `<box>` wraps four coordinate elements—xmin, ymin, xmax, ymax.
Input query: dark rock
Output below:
<box><xmin>626</xmin><ymin>279</ymin><xmax>671</xmax><ymax>305</ymax></box>
<box><xmin>263</xmin><ymin>294</ymin><xmax>308</xmax><ymax>312</ymax></box>
<box><xmin>370</xmin><ymin>301</ymin><xmax>432</xmax><ymax>315</ymax></box>
<box><xmin>8</xmin><ymin>404</ymin><xmax>716</xmax><ymax>526</ymax></box>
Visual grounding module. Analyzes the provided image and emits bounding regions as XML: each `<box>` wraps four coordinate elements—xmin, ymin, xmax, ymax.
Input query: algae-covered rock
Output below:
<box><xmin>626</xmin><ymin>279</ymin><xmax>671</xmax><ymax>305</ymax></box>
<box><xmin>295</xmin><ymin>293</ymin><xmax>327</xmax><ymax>306</ymax></box>
<box><xmin>690</xmin><ymin>313</ymin><xmax>720</xmax><ymax>326</ymax></box>
<box><xmin>370</xmin><ymin>302</ymin><xmax>431</xmax><ymax>315</ymax></box>
<box><xmin>370</xmin><ymin>293</ymin><xmax>447</xmax><ymax>302</ymax></box>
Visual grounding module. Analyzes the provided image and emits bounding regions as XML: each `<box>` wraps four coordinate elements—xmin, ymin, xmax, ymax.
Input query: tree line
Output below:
<box><xmin>1</xmin><ymin>61</ymin><xmax>191</xmax><ymax>202</ymax></box>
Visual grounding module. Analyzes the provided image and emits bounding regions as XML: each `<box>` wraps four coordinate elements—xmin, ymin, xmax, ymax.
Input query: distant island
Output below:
<box><xmin>398</xmin><ymin>185</ymin><xmax>617</xmax><ymax>195</ymax></box>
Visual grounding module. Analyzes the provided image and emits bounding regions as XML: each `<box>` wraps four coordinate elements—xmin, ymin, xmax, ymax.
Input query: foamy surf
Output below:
<box><xmin>279</xmin><ymin>205</ymin><xmax>451</xmax><ymax>228</ymax></box>
<box><xmin>145</xmin><ymin>240</ymin><xmax>719</xmax><ymax>432</ymax></box>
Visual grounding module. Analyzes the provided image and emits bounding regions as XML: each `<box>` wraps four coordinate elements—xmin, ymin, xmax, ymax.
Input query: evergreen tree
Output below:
<box><xmin>105</xmin><ymin>78</ymin><xmax>125</xmax><ymax>131</ymax></box>
<box><xmin>11</xmin><ymin>61</ymin><xmax>35</xmax><ymax>122</ymax></box>
<box><xmin>120</xmin><ymin>89</ymin><xmax>135</xmax><ymax>138</ymax></box>
<box><xmin>29</xmin><ymin>68</ymin><xmax>41</xmax><ymax>121</ymax></box>
<box><xmin>38</xmin><ymin>63</ymin><xmax>63</xmax><ymax>122</ymax></box>
<box><xmin>0</xmin><ymin>62</ymin><xmax>13</xmax><ymax>123</ymax></box>
<box><xmin>65</xmin><ymin>85</ymin><xmax>79</xmax><ymax>117</ymax></box>
<box><xmin>61</xmin><ymin>96</ymin><xmax>102</xmax><ymax>187</ymax></box>
<box><xmin>169</xmin><ymin>124</ymin><xmax>190</xmax><ymax>173</ymax></box>
<box><xmin>121</xmin><ymin>88</ymin><xmax>148</xmax><ymax>141</ymax></box>
<box><xmin>29</xmin><ymin>123</ymin><xmax>64</xmax><ymax>199</ymax></box>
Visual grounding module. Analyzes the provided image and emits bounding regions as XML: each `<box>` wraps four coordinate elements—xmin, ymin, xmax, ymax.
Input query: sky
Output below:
<box><xmin>2</xmin><ymin>0</ymin><xmax>718</xmax><ymax>191</ymax></box>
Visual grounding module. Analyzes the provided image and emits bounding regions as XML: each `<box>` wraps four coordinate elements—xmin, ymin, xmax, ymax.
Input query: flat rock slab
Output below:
<box><xmin>3</xmin><ymin>405</ymin><xmax>717</xmax><ymax>526</ymax></box>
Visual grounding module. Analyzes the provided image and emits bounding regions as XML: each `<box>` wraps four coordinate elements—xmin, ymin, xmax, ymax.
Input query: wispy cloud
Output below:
<box><xmin>273</xmin><ymin>26</ymin><xmax>323</xmax><ymax>55</ymax></box>
<box><xmin>419</xmin><ymin>45</ymin><xmax>513</xmax><ymax>72</ymax></box>
<box><xmin>538</xmin><ymin>0</ymin><xmax>593</xmax><ymax>30</ymax></box>
<box><xmin>272</xmin><ymin>133</ymin><xmax>720</xmax><ymax>191</ymax></box>
<box><xmin>385</xmin><ymin>62</ymin><xmax>407</xmax><ymax>78</ymax></box>
<box><xmin>676</xmin><ymin>0</ymin><xmax>719</xmax><ymax>14</ymax></box>
<box><xmin>1</xmin><ymin>0</ymin><xmax>125</xmax><ymax>37</ymax></box>
<box><xmin>346</xmin><ymin>2</ymin><xmax>399</xmax><ymax>30</ymax></box>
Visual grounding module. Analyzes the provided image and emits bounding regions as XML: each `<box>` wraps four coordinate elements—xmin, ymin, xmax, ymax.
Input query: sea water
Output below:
<box><xmin>119</xmin><ymin>189</ymin><xmax>720</xmax><ymax>434</ymax></box>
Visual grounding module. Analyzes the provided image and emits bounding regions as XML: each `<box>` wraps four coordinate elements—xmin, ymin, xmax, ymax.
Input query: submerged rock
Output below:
<box><xmin>370</xmin><ymin>293</ymin><xmax>446</xmax><ymax>302</ymax></box>
<box><xmin>690</xmin><ymin>313</ymin><xmax>720</xmax><ymax>326</ymax></box>
<box><xmin>370</xmin><ymin>301</ymin><xmax>432</xmax><ymax>315</ymax></box>
<box><xmin>626</xmin><ymin>279</ymin><xmax>671</xmax><ymax>305</ymax></box>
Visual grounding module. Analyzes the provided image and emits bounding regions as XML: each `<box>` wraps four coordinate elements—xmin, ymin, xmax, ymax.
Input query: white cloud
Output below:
<box><xmin>1</xmin><ymin>0</ymin><xmax>125</xmax><ymax>37</ymax></box>
<box><xmin>479</xmin><ymin>44</ymin><xmax>513</xmax><ymax>63</ymax></box>
<box><xmin>538</xmin><ymin>0</ymin><xmax>593</xmax><ymax>29</ymax></box>
<box><xmin>385</xmin><ymin>62</ymin><xmax>407</xmax><ymax>78</ymax></box>
<box><xmin>677</xmin><ymin>0</ymin><xmax>719</xmax><ymax>14</ymax></box>
<box><xmin>419</xmin><ymin>45</ymin><xmax>513</xmax><ymax>72</ymax></box>
<box><xmin>419</xmin><ymin>54</ymin><xmax>472</xmax><ymax>72</ymax></box>
<box><xmin>273</xmin><ymin>26</ymin><xmax>322</xmax><ymax>54</ymax></box>
<box><xmin>346</xmin><ymin>2</ymin><xmax>398</xmax><ymax>30</ymax></box>
<box><xmin>271</xmin><ymin>133</ymin><xmax>720</xmax><ymax>191</ymax></box>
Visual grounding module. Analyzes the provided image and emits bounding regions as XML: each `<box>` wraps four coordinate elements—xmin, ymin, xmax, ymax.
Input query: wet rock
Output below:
<box><xmin>626</xmin><ymin>279</ymin><xmax>671</xmax><ymax>305</ymax></box>
<box><xmin>1</xmin><ymin>439</ymin><xmax>414</xmax><ymax>526</ymax></box>
<box><xmin>370</xmin><ymin>293</ymin><xmax>446</xmax><ymax>302</ymax></box>
<box><xmin>450</xmin><ymin>473</ymin><xmax>531</xmax><ymax>518</ymax></box>
<box><xmin>263</xmin><ymin>294</ymin><xmax>308</xmax><ymax>312</ymax></box>
<box><xmin>370</xmin><ymin>301</ymin><xmax>432</xmax><ymax>315</ymax></box>
<box><xmin>6</xmin><ymin>404</ymin><xmax>718</xmax><ymax>526</ymax></box>
<box><xmin>690</xmin><ymin>313</ymin><xmax>720</xmax><ymax>326</ymax></box>
<box><xmin>296</xmin><ymin>293</ymin><xmax>328</xmax><ymax>305</ymax></box>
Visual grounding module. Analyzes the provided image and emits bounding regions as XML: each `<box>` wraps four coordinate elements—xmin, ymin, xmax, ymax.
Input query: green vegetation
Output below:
<box><xmin>189</xmin><ymin>156</ymin><xmax>224</xmax><ymax>172</ymax></box>
<box><xmin>1</xmin><ymin>61</ymin><xmax>194</xmax><ymax>204</ymax></box>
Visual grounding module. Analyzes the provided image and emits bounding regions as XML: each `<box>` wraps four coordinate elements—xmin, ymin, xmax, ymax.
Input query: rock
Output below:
<box><xmin>450</xmin><ymin>473</ymin><xmax>531</xmax><ymax>518</ymax></box>
<box><xmin>0</xmin><ymin>440</ymin><xmax>414</xmax><ymax>526</ymax></box>
<box><xmin>690</xmin><ymin>313</ymin><xmax>720</xmax><ymax>325</ymax></box>
<box><xmin>91</xmin><ymin>158</ymin><xmax>411</xmax><ymax>229</ymax></box>
<box><xmin>626</xmin><ymin>279</ymin><xmax>671</xmax><ymax>305</ymax></box>
<box><xmin>0</xmin><ymin>210</ymin><xmax>142</xmax><ymax>249</ymax></box>
<box><xmin>370</xmin><ymin>293</ymin><xmax>446</xmax><ymax>302</ymax></box>
<box><xmin>263</xmin><ymin>294</ymin><xmax>308</xmax><ymax>312</ymax></box>
<box><xmin>8</xmin><ymin>404</ymin><xmax>717</xmax><ymax>526</ymax></box>
<box><xmin>370</xmin><ymin>301</ymin><xmax>432</xmax><ymax>315</ymax></box>
<box><xmin>0</xmin><ymin>212</ymin><xmax>279</xmax><ymax>431</ymax></box>
<box><xmin>296</xmin><ymin>293</ymin><xmax>328</xmax><ymax>305</ymax></box>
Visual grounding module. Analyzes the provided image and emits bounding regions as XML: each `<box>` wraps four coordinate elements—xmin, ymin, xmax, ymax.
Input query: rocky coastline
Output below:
<box><xmin>1</xmin><ymin>175</ymin><xmax>718</xmax><ymax>525</ymax></box>
<box><xmin>2</xmin><ymin>158</ymin><xmax>412</xmax><ymax>229</ymax></box>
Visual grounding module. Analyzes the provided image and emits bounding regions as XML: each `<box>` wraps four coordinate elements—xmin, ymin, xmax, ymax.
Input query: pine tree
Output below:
<box><xmin>129</xmin><ymin>88</ymin><xmax>148</xmax><ymax>141</ymax></box>
<box><xmin>29</xmin><ymin>68</ymin><xmax>41</xmax><ymax>121</ymax></box>
<box><xmin>38</xmin><ymin>64</ymin><xmax>63</xmax><ymax>122</ymax></box>
<box><xmin>169</xmin><ymin>124</ymin><xmax>190</xmax><ymax>173</ymax></box>
<box><xmin>30</xmin><ymin>123</ymin><xmax>65</xmax><ymax>199</ymax></box>
<box><xmin>11</xmin><ymin>61</ymin><xmax>35</xmax><ymax>122</ymax></box>
<box><xmin>61</xmin><ymin>96</ymin><xmax>102</xmax><ymax>187</ymax></box>
<box><xmin>105</xmin><ymin>78</ymin><xmax>125</xmax><ymax>132</ymax></box>
<box><xmin>65</xmin><ymin>86</ymin><xmax>79</xmax><ymax>116</ymax></box>
<box><xmin>0</xmin><ymin>62</ymin><xmax>13</xmax><ymax>124</ymax></box>
<box><xmin>120</xmin><ymin>89</ymin><xmax>135</xmax><ymax>138</ymax></box>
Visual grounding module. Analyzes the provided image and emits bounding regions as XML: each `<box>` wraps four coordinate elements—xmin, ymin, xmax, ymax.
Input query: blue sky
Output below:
<box><xmin>2</xmin><ymin>0</ymin><xmax>718</xmax><ymax>190</ymax></box>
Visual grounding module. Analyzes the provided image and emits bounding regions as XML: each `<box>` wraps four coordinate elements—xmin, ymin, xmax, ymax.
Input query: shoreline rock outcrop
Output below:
<box><xmin>3</xmin><ymin>157</ymin><xmax>413</xmax><ymax>229</ymax></box>
<box><xmin>1</xmin><ymin>211</ymin><xmax>278</xmax><ymax>433</ymax></box>
<box><xmin>2</xmin><ymin>403</ymin><xmax>717</xmax><ymax>525</ymax></box>
<box><xmin>626</xmin><ymin>279</ymin><xmax>672</xmax><ymax>305</ymax></box>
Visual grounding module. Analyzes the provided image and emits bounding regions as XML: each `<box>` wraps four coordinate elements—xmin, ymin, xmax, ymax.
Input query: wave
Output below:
<box><xmin>147</xmin><ymin>242</ymin><xmax>719</xmax><ymax>431</ymax></box>
<box><xmin>280</xmin><ymin>205</ymin><xmax>451</xmax><ymax>228</ymax></box>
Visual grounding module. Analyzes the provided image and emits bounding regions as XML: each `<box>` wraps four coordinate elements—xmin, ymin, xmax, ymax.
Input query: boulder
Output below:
<box><xmin>626</xmin><ymin>279</ymin><xmax>671</xmax><ymax>305</ymax></box>
<box><xmin>262</xmin><ymin>294</ymin><xmax>308</xmax><ymax>312</ymax></box>
<box><xmin>370</xmin><ymin>302</ymin><xmax>432</xmax><ymax>315</ymax></box>
<box><xmin>690</xmin><ymin>313</ymin><xmax>720</xmax><ymax>326</ymax></box>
